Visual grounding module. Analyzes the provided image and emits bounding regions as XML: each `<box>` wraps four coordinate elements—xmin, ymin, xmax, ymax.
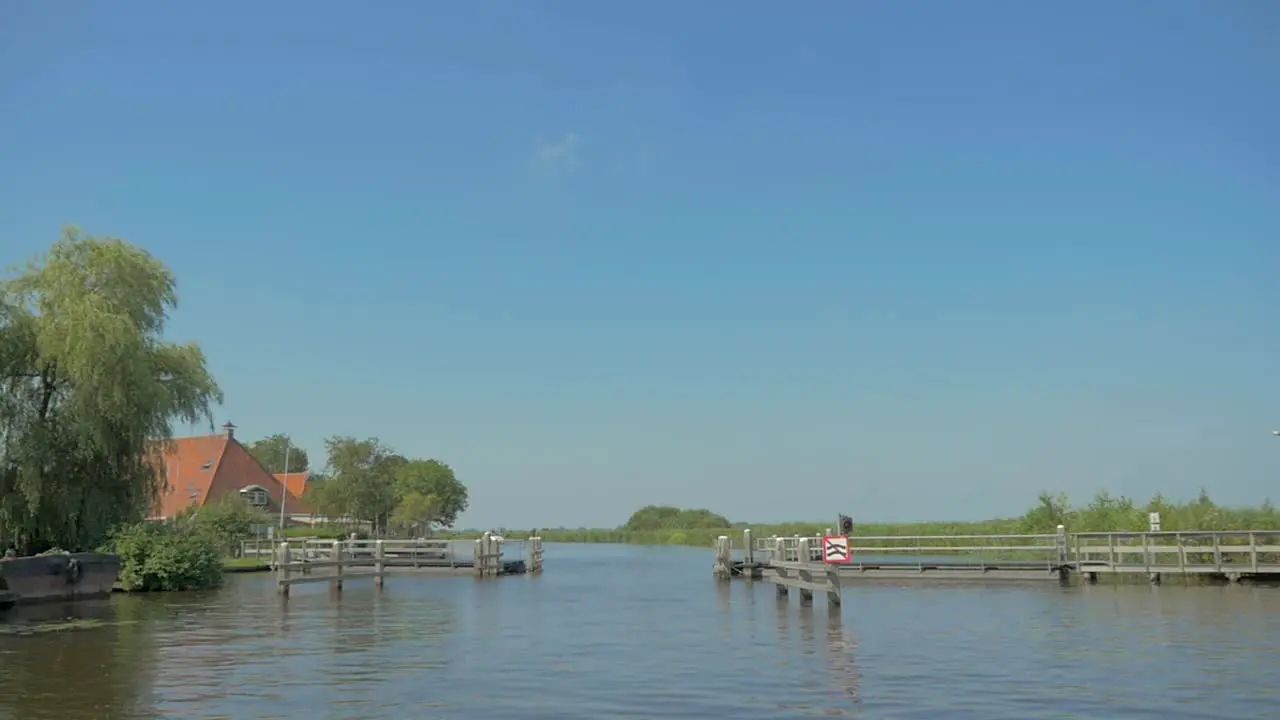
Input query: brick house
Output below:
<box><xmin>151</xmin><ymin>422</ymin><xmax>314</xmax><ymax>525</ymax></box>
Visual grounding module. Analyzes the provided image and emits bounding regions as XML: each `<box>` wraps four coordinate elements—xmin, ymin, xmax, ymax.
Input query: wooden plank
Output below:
<box><xmin>1076</xmin><ymin>545</ymin><xmax>1280</xmax><ymax>554</ymax></box>
<box><xmin>767</xmin><ymin>574</ymin><xmax>836</xmax><ymax>594</ymax></box>
<box><xmin>1079</xmin><ymin>564</ymin><xmax>1280</xmax><ymax>575</ymax></box>
<box><xmin>280</xmin><ymin>572</ymin><xmax>385</xmax><ymax>586</ymax></box>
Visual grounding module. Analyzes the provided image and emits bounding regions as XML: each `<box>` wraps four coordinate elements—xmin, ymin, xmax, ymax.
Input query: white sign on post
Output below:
<box><xmin>1148</xmin><ymin>512</ymin><xmax>1162</xmax><ymax>532</ymax></box>
<box><xmin>822</xmin><ymin>535</ymin><xmax>851</xmax><ymax>565</ymax></box>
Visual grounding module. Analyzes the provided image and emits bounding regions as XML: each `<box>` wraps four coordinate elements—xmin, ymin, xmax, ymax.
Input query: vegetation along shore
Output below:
<box><xmin>463</xmin><ymin>492</ymin><xmax>1278</xmax><ymax>549</ymax></box>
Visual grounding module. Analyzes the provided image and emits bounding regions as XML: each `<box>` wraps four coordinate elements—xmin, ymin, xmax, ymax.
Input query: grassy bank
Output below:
<box><xmin>221</xmin><ymin>557</ymin><xmax>270</xmax><ymax>572</ymax></box>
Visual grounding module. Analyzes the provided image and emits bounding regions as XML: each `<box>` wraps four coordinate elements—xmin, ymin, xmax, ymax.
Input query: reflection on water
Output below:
<box><xmin>0</xmin><ymin>545</ymin><xmax>1277</xmax><ymax>719</ymax></box>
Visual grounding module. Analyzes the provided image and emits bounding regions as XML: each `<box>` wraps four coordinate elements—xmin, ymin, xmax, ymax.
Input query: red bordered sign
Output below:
<box><xmin>822</xmin><ymin>535</ymin><xmax>851</xmax><ymax>564</ymax></box>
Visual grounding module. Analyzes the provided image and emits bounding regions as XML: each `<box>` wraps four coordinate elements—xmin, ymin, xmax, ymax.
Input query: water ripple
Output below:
<box><xmin>2</xmin><ymin>545</ymin><xmax>1279</xmax><ymax>719</ymax></box>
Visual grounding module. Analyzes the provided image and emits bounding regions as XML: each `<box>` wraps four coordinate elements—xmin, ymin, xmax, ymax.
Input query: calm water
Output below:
<box><xmin>1</xmin><ymin>543</ymin><xmax>1278</xmax><ymax>719</ymax></box>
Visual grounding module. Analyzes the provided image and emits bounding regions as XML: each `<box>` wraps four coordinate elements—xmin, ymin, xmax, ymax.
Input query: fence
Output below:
<box><xmin>245</xmin><ymin>533</ymin><xmax>546</xmax><ymax>574</ymax></box>
<box><xmin>751</xmin><ymin>527</ymin><xmax>1068</xmax><ymax>570</ymax></box>
<box><xmin>1071</xmin><ymin>530</ymin><xmax>1280</xmax><ymax>579</ymax></box>
<box><xmin>722</xmin><ymin>527</ymin><xmax>1280</xmax><ymax>582</ymax></box>
<box><xmin>266</xmin><ymin>532</ymin><xmax>545</xmax><ymax>595</ymax></box>
<box><xmin>275</xmin><ymin>539</ymin><xmax>385</xmax><ymax>597</ymax></box>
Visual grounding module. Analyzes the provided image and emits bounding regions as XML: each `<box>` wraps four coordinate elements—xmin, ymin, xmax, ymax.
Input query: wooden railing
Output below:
<box><xmin>1071</xmin><ymin>530</ymin><xmax>1280</xmax><ymax>576</ymax></box>
<box><xmin>259</xmin><ymin>533</ymin><xmax>545</xmax><ymax>589</ymax></box>
<box><xmin>747</xmin><ymin>529</ymin><xmax>1068</xmax><ymax>568</ymax></box>
<box><xmin>722</xmin><ymin>527</ymin><xmax>1280</xmax><ymax>580</ymax></box>
<box><xmin>275</xmin><ymin>540</ymin><xmax>386</xmax><ymax>597</ymax></box>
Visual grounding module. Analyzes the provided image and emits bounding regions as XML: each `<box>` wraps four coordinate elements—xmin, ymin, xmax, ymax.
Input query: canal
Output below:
<box><xmin>1</xmin><ymin>543</ymin><xmax>1277</xmax><ymax>719</ymax></box>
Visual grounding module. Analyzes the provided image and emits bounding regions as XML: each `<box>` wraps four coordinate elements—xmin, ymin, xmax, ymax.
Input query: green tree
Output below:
<box><xmin>390</xmin><ymin>492</ymin><xmax>439</xmax><ymax>536</ymax></box>
<box><xmin>623</xmin><ymin>505</ymin><xmax>731</xmax><ymax>531</ymax></box>
<box><xmin>394</xmin><ymin>459</ymin><xmax>469</xmax><ymax>528</ymax></box>
<box><xmin>322</xmin><ymin>436</ymin><xmax>401</xmax><ymax>535</ymax></box>
<box><xmin>246</xmin><ymin>433</ymin><xmax>309</xmax><ymax>473</ymax></box>
<box><xmin>0</xmin><ymin>228</ymin><xmax>222</xmax><ymax>555</ymax></box>
<box><xmin>1019</xmin><ymin>491</ymin><xmax>1072</xmax><ymax>533</ymax></box>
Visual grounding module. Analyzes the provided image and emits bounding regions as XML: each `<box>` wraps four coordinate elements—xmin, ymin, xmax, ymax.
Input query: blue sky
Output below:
<box><xmin>3</xmin><ymin>2</ymin><xmax>1278</xmax><ymax>528</ymax></box>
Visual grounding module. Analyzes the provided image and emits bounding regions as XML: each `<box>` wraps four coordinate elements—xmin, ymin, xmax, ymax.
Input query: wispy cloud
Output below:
<box><xmin>533</xmin><ymin>133</ymin><xmax>583</xmax><ymax>172</ymax></box>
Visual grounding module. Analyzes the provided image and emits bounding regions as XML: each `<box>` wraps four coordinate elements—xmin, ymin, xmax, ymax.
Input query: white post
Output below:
<box><xmin>774</xmin><ymin>537</ymin><xmax>788</xmax><ymax>597</ymax></box>
<box><xmin>332</xmin><ymin>539</ymin><xmax>344</xmax><ymax>592</ymax></box>
<box><xmin>797</xmin><ymin>537</ymin><xmax>814</xmax><ymax>603</ymax></box>
<box><xmin>375</xmin><ymin>539</ymin><xmax>385</xmax><ymax>589</ymax></box>
<box><xmin>277</xmin><ymin>541</ymin><xmax>292</xmax><ymax>596</ymax></box>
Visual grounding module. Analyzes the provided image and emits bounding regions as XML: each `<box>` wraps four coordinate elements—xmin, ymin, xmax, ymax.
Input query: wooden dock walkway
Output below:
<box><xmin>714</xmin><ymin>527</ymin><xmax>1280</xmax><ymax>585</ymax></box>
<box><xmin>245</xmin><ymin>533</ymin><xmax>545</xmax><ymax>596</ymax></box>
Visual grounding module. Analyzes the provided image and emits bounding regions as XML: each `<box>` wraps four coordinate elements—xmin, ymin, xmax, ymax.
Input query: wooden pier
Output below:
<box><xmin>715</xmin><ymin>535</ymin><xmax>843</xmax><ymax>611</ymax></box>
<box><xmin>714</xmin><ymin>527</ymin><xmax>1280</xmax><ymax>585</ymax></box>
<box><xmin>267</xmin><ymin>532</ymin><xmax>545</xmax><ymax>596</ymax></box>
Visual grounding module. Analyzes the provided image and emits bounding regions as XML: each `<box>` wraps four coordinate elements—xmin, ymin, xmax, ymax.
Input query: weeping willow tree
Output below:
<box><xmin>0</xmin><ymin>228</ymin><xmax>222</xmax><ymax>555</ymax></box>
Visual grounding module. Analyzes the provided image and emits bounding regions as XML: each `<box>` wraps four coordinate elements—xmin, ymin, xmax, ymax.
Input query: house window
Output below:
<box><xmin>245</xmin><ymin>489</ymin><xmax>269</xmax><ymax>507</ymax></box>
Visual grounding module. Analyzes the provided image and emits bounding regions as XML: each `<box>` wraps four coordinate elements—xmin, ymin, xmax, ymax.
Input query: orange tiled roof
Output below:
<box><xmin>150</xmin><ymin>431</ymin><xmax>315</xmax><ymax>519</ymax></box>
<box><xmin>274</xmin><ymin>472</ymin><xmax>311</xmax><ymax>501</ymax></box>
<box><xmin>152</xmin><ymin>434</ymin><xmax>231</xmax><ymax>519</ymax></box>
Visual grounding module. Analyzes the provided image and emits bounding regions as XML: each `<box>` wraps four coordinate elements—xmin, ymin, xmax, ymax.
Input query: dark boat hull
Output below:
<box><xmin>0</xmin><ymin>553</ymin><xmax>121</xmax><ymax>608</ymax></box>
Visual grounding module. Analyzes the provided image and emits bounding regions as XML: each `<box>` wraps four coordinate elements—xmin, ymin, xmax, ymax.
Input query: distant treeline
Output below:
<box><xmin>496</xmin><ymin>491</ymin><xmax>1279</xmax><ymax>549</ymax></box>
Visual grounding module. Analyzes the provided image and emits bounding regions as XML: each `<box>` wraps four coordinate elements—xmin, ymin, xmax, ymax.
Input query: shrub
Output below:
<box><xmin>181</xmin><ymin>498</ymin><xmax>269</xmax><ymax>556</ymax></box>
<box><xmin>109</xmin><ymin>522</ymin><xmax>223</xmax><ymax>592</ymax></box>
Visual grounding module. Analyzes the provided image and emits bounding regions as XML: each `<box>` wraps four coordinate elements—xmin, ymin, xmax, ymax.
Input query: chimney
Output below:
<box><xmin>221</xmin><ymin>421</ymin><xmax>236</xmax><ymax>439</ymax></box>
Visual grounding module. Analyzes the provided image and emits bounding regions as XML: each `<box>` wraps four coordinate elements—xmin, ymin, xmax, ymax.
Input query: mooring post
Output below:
<box><xmin>774</xmin><ymin>538</ymin><xmax>788</xmax><ymax>597</ymax></box>
<box><xmin>474</xmin><ymin>536</ymin><xmax>483</xmax><ymax>575</ymax></box>
<box><xmin>1056</xmin><ymin>524</ymin><xmax>1069</xmax><ymax>582</ymax></box>
<box><xmin>374</xmin><ymin>539</ymin><xmax>385</xmax><ymax>589</ymax></box>
<box><xmin>826</xmin><ymin>564</ymin><xmax>842</xmax><ymax>608</ymax></box>
<box><xmin>277</xmin><ymin>541</ymin><xmax>291</xmax><ymax>597</ymax></box>
<box><xmin>797</xmin><ymin>538</ymin><xmax>814</xmax><ymax>604</ymax></box>
<box><xmin>480</xmin><ymin>531</ymin><xmax>493</xmax><ymax>577</ymax></box>
<box><xmin>714</xmin><ymin>536</ymin><xmax>731</xmax><ymax>580</ymax></box>
<box><xmin>332</xmin><ymin>539</ymin><xmax>344</xmax><ymax>592</ymax></box>
<box><xmin>743</xmin><ymin>528</ymin><xmax>753</xmax><ymax>566</ymax></box>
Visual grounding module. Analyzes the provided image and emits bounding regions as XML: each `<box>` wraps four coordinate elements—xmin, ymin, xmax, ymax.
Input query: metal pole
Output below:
<box><xmin>279</xmin><ymin>440</ymin><xmax>291</xmax><ymax>530</ymax></box>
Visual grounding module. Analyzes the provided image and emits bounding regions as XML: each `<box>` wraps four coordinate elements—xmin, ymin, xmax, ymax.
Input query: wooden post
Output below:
<box><xmin>494</xmin><ymin>533</ymin><xmax>504</xmax><ymax>575</ymax></box>
<box><xmin>797</xmin><ymin>538</ymin><xmax>814</xmax><ymax>604</ymax></box>
<box><xmin>1055</xmin><ymin>524</ymin><xmax>1069</xmax><ymax>582</ymax></box>
<box><xmin>375</xmin><ymin>539</ymin><xmax>385</xmax><ymax>588</ymax></box>
<box><xmin>332</xmin><ymin>539</ymin><xmax>344</xmax><ymax>592</ymax></box>
<box><xmin>826</xmin><ymin>564</ymin><xmax>842</xmax><ymax>608</ymax></box>
<box><xmin>1249</xmin><ymin>531</ymin><xmax>1258</xmax><ymax>574</ymax></box>
<box><xmin>714</xmin><ymin>536</ymin><xmax>732</xmax><ymax>580</ymax></box>
<box><xmin>277</xmin><ymin>541</ymin><xmax>291</xmax><ymax>597</ymax></box>
<box><xmin>477</xmin><ymin>531</ymin><xmax>493</xmax><ymax>577</ymax></box>
<box><xmin>528</xmin><ymin>535</ymin><xmax>543</xmax><ymax>573</ymax></box>
<box><xmin>774</xmin><ymin>538</ymin><xmax>788</xmax><ymax>597</ymax></box>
